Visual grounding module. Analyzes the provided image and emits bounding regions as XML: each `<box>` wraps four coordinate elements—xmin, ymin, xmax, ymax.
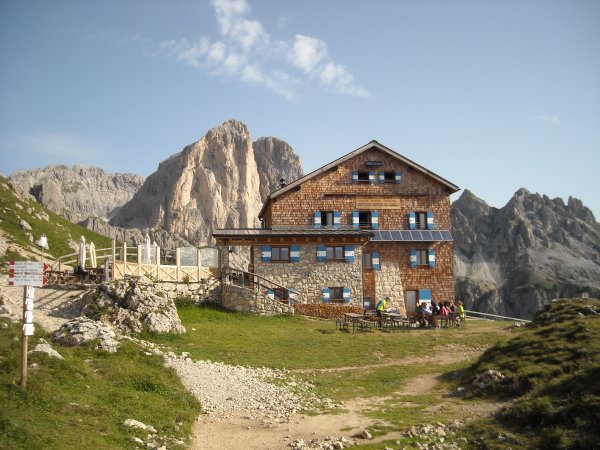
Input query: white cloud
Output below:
<box><xmin>290</xmin><ymin>35</ymin><xmax>328</xmax><ymax>73</ymax></box>
<box><xmin>154</xmin><ymin>0</ymin><xmax>368</xmax><ymax>100</ymax></box>
<box><xmin>534</xmin><ymin>114</ymin><xmax>561</xmax><ymax>125</ymax></box>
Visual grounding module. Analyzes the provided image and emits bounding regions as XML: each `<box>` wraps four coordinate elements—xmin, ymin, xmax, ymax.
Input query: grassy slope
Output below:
<box><xmin>0</xmin><ymin>318</ymin><xmax>199</xmax><ymax>450</ymax></box>
<box><xmin>0</xmin><ymin>175</ymin><xmax>113</xmax><ymax>270</ymax></box>
<box><xmin>459</xmin><ymin>299</ymin><xmax>600</xmax><ymax>449</ymax></box>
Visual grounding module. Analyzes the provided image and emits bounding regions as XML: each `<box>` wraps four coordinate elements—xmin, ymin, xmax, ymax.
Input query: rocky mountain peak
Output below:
<box><xmin>9</xmin><ymin>164</ymin><xmax>145</xmax><ymax>222</ymax></box>
<box><xmin>110</xmin><ymin>120</ymin><xmax>304</xmax><ymax>244</ymax></box>
<box><xmin>453</xmin><ymin>188</ymin><xmax>600</xmax><ymax>319</ymax></box>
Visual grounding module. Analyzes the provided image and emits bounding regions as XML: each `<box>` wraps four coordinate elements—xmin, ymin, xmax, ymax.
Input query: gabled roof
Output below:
<box><xmin>259</xmin><ymin>140</ymin><xmax>460</xmax><ymax>219</ymax></box>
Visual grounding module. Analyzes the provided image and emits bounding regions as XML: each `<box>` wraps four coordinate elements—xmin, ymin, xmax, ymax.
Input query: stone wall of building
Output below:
<box><xmin>370</xmin><ymin>241</ymin><xmax>455</xmax><ymax>308</ymax></box>
<box><xmin>222</xmin><ymin>283</ymin><xmax>294</xmax><ymax>316</ymax></box>
<box><xmin>148</xmin><ymin>278</ymin><xmax>222</xmax><ymax>305</ymax></box>
<box><xmin>253</xmin><ymin>244</ymin><xmax>364</xmax><ymax>307</ymax></box>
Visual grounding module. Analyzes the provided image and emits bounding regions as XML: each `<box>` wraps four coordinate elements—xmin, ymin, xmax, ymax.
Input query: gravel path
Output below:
<box><xmin>130</xmin><ymin>337</ymin><xmax>329</xmax><ymax>426</ymax></box>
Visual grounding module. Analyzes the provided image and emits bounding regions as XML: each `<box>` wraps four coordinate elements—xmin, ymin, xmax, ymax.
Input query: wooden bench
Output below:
<box><xmin>335</xmin><ymin>319</ymin><xmax>349</xmax><ymax>331</ymax></box>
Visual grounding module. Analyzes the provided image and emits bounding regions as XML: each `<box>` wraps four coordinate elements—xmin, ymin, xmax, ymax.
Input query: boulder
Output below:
<box><xmin>51</xmin><ymin>317</ymin><xmax>119</xmax><ymax>352</ymax></box>
<box><xmin>30</xmin><ymin>338</ymin><xmax>64</xmax><ymax>359</ymax></box>
<box><xmin>81</xmin><ymin>277</ymin><xmax>185</xmax><ymax>335</ymax></box>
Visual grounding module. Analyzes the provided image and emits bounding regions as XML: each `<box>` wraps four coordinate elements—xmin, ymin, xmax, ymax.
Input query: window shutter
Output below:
<box><xmin>428</xmin><ymin>247</ymin><xmax>436</xmax><ymax>268</ymax></box>
<box><xmin>379</xmin><ymin>171</ymin><xmax>385</xmax><ymax>183</ymax></box>
<box><xmin>314</xmin><ymin>211</ymin><xmax>321</xmax><ymax>228</ymax></box>
<box><xmin>343</xmin><ymin>287</ymin><xmax>351</xmax><ymax>303</ymax></box>
<box><xmin>427</xmin><ymin>211</ymin><xmax>434</xmax><ymax>230</ymax></box>
<box><xmin>369</xmin><ymin>171</ymin><xmax>376</xmax><ymax>183</ymax></box>
<box><xmin>290</xmin><ymin>245</ymin><xmax>300</xmax><ymax>263</ymax></box>
<box><xmin>322</xmin><ymin>288</ymin><xmax>330</xmax><ymax>303</ymax></box>
<box><xmin>373</xmin><ymin>251</ymin><xmax>380</xmax><ymax>270</ymax></box>
<box><xmin>316</xmin><ymin>245</ymin><xmax>326</xmax><ymax>262</ymax></box>
<box><xmin>289</xmin><ymin>288</ymin><xmax>296</xmax><ymax>305</ymax></box>
<box><xmin>261</xmin><ymin>245</ymin><xmax>271</xmax><ymax>263</ymax></box>
<box><xmin>345</xmin><ymin>245</ymin><xmax>355</xmax><ymax>263</ymax></box>
<box><xmin>419</xmin><ymin>289</ymin><xmax>431</xmax><ymax>302</ymax></box>
<box><xmin>333</xmin><ymin>211</ymin><xmax>341</xmax><ymax>228</ymax></box>
<box><xmin>371</xmin><ymin>211</ymin><xmax>379</xmax><ymax>230</ymax></box>
<box><xmin>410</xmin><ymin>249</ymin><xmax>417</xmax><ymax>268</ymax></box>
<box><xmin>352</xmin><ymin>211</ymin><xmax>359</xmax><ymax>229</ymax></box>
<box><xmin>352</xmin><ymin>171</ymin><xmax>358</xmax><ymax>184</ymax></box>
<box><xmin>364</xmin><ymin>298</ymin><xmax>371</xmax><ymax>309</ymax></box>
<box><xmin>267</xmin><ymin>289</ymin><xmax>274</xmax><ymax>300</ymax></box>
<box><xmin>395</xmin><ymin>171</ymin><xmax>401</xmax><ymax>183</ymax></box>
<box><xmin>409</xmin><ymin>211</ymin><xmax>416</xmax><ymax>230</ymax></box>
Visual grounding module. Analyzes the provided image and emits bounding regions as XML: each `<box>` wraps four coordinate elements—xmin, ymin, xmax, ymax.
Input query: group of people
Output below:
<box><xmin>415</xmin><ymin>300</ymin><xmax>464</xmax><ymax>328</ymax></box>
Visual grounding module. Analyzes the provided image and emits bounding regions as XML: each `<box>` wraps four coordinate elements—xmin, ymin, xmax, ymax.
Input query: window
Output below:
<box><xmin>415</xmin><ymin>211</ymin><xmax>428</xmax><ymax>230</ymax></box>
<box><xmin>320</xmin><ymin>211</ymin><xmax>334</xmax><ymax>226</ymax></box>
<box><xmin>416</xmin><ymin>249</ymin><xmax>428</xmax><ymax>266</ymax></box>
<box><xmin>326</xmin><ymin>246</ymin><xmax>345</xmax><ymax>261</ymax></box>
<box><xmin>329</xmin><ymin>287</ymin><xmax>344</xmax><ymax>302</ymax></box>
<box><xmin>383</xmin><ymin>171</ymin><xmax>396</xmax><ymax>183</ymax></box>
<box><xmin>359</xmin><ymin>211</ymin><xmax>372</xmax><ymax>229</ymax></box>
<box><xmin>363</xmin><ymin>252</ymin><xmax>373</xmax><ymax>269</ymax></box>
<box><xmin>271</xmin><ymin>247</ymin><xmax>290</xmax><ymax>261</ymax></box>
<box><xmin>357</xmin><ymin>171</ymin><xmax>370</xmax><ymax>183</ymax></box>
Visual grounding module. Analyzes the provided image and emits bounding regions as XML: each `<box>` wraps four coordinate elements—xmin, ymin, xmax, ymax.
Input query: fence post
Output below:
<box><xmin>176</xmin><ymin>248</ymin><xmax>181</xmax><ymax>282</ymax></box>
<box><xmin>197</xmin><ymin>247</ymin><xmax>202</xmax><ymax>281</ymax></box>
<box><xmin>122</xmin><ymin>242</ymin><xmax>127</xmax><ymax>276</ymax></box>
<box><xmin>155</xmin><ymin>246</ymin><xmax>160</xmax><ymax>280</ymax></box>
<box><xmin>137</xmin><ymin>245</ymin><xmax>142</xmax><ymax>276</ymax></box>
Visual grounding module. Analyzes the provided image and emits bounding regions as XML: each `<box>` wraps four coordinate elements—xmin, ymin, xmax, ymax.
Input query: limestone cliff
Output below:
<box><xmin>9</xmin><ymin>165</ymin><xmax>144</xmax><ymax>222</ymax></box>
<box><xmin>452</xmin><ymin>189</ymin><xmax>600</xmax><ymax>319</ymax></box>
<box><xmin>110</xmin><ymin>119</ymin><xmax>304</xmax><ymax>244</ymax></box>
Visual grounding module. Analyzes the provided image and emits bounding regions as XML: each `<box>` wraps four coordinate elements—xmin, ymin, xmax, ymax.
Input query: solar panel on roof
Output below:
<box><xmin>421</xmin><ymin>230</ymin><xmax>433</xmax><ymax>241</ymax></box>
<box><xmin>400</xmin><ymin>231</ymin><xmax>412</xmax><ymax>241</ymax></box>
<box><xmin>441</xmin><ymin>230</ymin><xmax>453</xmax><ymax>241</ymax></box>
<box><xmin>409</xmin><ymin>230</ymin><xmax>420</xmax><ymax>240</ymax></box>
<box><xmin>391</xmin><ymin>230</ymin><xmax>402</xmax><ymax>240</ymax></box>
<box><xmin>431</xmin><ymin>230</ymin><xmax>442</xmax><ymax>241</ymax></box>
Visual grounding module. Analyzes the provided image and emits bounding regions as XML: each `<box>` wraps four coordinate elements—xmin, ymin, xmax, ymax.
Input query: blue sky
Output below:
<box><xmin>1</xmin><ymin>0</ymin><xmax>599</xmax><ymax>217</ymax></box>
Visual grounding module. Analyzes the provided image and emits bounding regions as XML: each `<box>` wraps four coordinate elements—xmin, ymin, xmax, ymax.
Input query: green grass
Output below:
<box><xmin>459</xmin><ymin>299</ymin><xmax>600</xmax><ymax>449</ymax></box>
<box><xmin>145</xmin><ymin>304</ymin><xmax>511</xmax><ymax>371</ymax></box>
<box><xmin>0</xmin><ymin>176</ymin><xmax>114</xmax><ymax>270</ymax></box>
<box><xmin>5</xmin><ymin>296</ymin><xmax>595</xmax><ymax>449</ymax></box>
<box><xmin>0</xmin><ymin>318</ymin><xmax>199</xmax><ymax>450</ymax></box>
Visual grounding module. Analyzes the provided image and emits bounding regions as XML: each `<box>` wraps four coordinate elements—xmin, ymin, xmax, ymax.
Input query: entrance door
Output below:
<box><xmin>362</xmin><ymin>251</ymin><xmax>376</xmax><ymax>309</ymax></box>
<box><xmin>405</xmin><ymin>290</ymin><xmax>417</xmax><ymax>314</ymax></box>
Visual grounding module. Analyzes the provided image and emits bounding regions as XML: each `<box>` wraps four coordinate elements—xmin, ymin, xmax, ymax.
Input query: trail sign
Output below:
<box><xmin>9</xmin><ymin>274</ymin><xmax>48</xmax><ymax>287</ymax></box>
<box><xmin>9</xmin><ymin>261</ymin><xmax>48</xmax><ymax>273</ymax></box>
<box><xmin>8</xmin><ymin>261</ymin><xmax>48</xmax><ymax>287</ymax></box>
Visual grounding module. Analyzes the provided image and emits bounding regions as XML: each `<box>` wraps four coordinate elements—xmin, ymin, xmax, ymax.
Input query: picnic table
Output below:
<box><xmin>382</xmin><ymin>312</ymin><xmax>410</xmax><ymax>330</ymax></box>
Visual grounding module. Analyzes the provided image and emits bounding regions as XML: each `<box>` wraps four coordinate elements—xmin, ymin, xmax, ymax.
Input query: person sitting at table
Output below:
<box><xmin>439</xmin><ymin>301</ymin><xmax>451</xmax><ymax>327</ymax></box>
<box><xmin>416</xmin><ymin>302</ymin><xmax>432</xmax><ymax>327</ymax></box>
<box><xmin>375</xmin><ymin>297</ymin><xmax>389</xmax><ymax>317</ymax></box>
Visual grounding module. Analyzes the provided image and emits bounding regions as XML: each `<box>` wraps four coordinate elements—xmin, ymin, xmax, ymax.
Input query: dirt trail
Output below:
<box><xmin>189</xmin><ymin>348</ymin><xmax>503</xmax><ymax>450</ymax></box>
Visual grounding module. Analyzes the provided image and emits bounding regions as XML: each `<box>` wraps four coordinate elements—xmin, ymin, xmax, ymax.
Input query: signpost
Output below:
<box><xmin>9</xmin><ymin>261</ymin><xmax>47</xmax><ymax>389</ymax></box>
<box><xmin>9</xmin><ymin>261</ymin><xmax>48</xmax><ymax>287</ymax></box>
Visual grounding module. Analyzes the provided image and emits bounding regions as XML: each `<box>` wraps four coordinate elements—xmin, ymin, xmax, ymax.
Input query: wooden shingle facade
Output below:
<box><xmin>213</xmin><ymin>141</ymin><xmax>459</xmax><ymax>315</ymax></box>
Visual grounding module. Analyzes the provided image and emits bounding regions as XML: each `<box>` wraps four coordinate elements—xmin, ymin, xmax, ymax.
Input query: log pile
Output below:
<box><xmin>294</xmin><ymin>303</ymin><xmax>364</xmax><ymax>320</ymax></box>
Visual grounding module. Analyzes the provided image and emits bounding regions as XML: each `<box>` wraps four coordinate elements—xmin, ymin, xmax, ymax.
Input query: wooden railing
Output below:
<box><xmin>49</xmin><ymin>240</ymin><xmax>220</xmax><ymax>284</ymax></box>
<box><xmin>222</xmin><ymin>267</ymin><xmax>296</xmax><ymax>303</ymax></box>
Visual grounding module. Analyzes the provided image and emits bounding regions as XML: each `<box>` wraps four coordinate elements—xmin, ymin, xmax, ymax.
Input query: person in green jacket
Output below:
<box><xmin>376</xmin><ymin>297</ymin><xmax>389</xmax><ymax>317</ymax></box>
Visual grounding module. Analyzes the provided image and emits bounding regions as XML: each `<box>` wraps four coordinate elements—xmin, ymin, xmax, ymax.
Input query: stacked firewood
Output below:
<box><xmin>293</xmin><ymin>303</ymin><xmax>364</xmax><ymax>320</ymax></box>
